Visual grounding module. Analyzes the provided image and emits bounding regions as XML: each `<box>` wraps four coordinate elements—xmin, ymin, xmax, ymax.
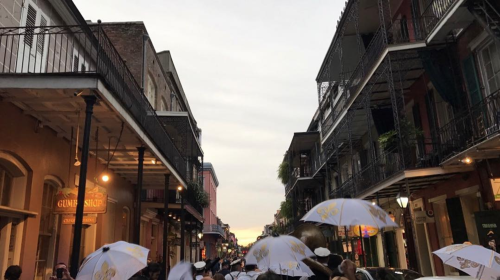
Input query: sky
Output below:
<box><xmin>74</xmin><ymin>0</ymin><xmax>344</xmax><ymax>246</ymax></box>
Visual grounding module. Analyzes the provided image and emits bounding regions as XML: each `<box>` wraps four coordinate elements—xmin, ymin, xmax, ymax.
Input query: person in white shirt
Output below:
<box><xmin>238</xmin><ymin>264</ymin><xmax>261</xmax><ymax>280</ymax></box>
<box><xmin>225</xmin><ymin>259</ymin><xmax>243</xmax><ymax>280</ymax></box>
<box><xmin>194</xmin><ymin>261</ymin><xmax>207</xmax><ymax>280</ymax></box>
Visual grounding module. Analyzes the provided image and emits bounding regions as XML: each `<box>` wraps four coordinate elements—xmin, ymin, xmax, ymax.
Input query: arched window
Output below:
<box><xmin>146</xmin><ymin>74</ymin><xmax>157</xmax><ymax>109</ymax></box>
<box><xmin>122</xmin><ymin>207</ymin><xmax>130</xmax><ymax>241</ymax></box>
<box><xmin>0</xmin><ymin>164</ymin><xmax>13</xmax><ymax>206</ymax></box>
<box><xmin>35</xmin><ymin>177</ymin><xmax>61</xmax><ymax>280</ymax></box>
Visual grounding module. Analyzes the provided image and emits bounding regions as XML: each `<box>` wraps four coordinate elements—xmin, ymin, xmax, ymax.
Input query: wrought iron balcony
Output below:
<box><xmin>438</xmin><ymin>90</ymin><xmax>500</xmax><ymax>162</ymax></box>
<box><xmin>0</xmin><ymin>25</ymin><xmax>188</xmax><ymax>182</ymax></box>
<box><xmin>321</xmin><ymin>17</ymin><xmax>432</xmax><ymax>135</ymax></box>
<box><xmin>202</xmin><ymin>224</ymin><xmax>225</xmax><ymax>236</ymax></box>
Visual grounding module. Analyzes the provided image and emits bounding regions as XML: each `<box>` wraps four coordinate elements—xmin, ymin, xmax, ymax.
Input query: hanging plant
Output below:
<box><xmin>187</xmin><ymin>181</ymin><xmax>210</xmax><ymax>208</ymax></box>
<box><xmin>277</xmin><ymin>161</ymin><xmax>290</xmax><ymax>185</ymax></box>
<box><xmin>378</xmin><ymin>119</ymin><xmax>423</xmax><ymax>152</ymax></box>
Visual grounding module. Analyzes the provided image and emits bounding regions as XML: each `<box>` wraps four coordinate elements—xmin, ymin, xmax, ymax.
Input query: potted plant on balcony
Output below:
<box><xmin>278</xmin><ymin>161</ymin><xmax>290</xmax><ymax>185</ymax></box>
<box><xmin>187</xmin><ymin>181</ymin><xmax>210</xmax><ymax>209</ymax></box>
<box><xmin>378</xmin><ymin>119</ymin><xmax>423</xmax><ymax>153</ymax></box>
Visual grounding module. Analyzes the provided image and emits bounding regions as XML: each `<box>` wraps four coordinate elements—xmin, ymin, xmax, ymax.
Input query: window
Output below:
<box><xmin>170</xmin><ymin>92</ymin><xmax>176</xmax><ymax>111</ymax></box>
<box><xmin>0</xmin><ymin>165</ymin><xmax>13</xmax><ymax>206</ymax></box>
<box><xmin>35</xmin><ymin>180</ymin><xmax>58</xmax><ymax>280</ymax></box>
<box><xmin>146</xmin><ymin>75</ymin><xmax>157</xmax><ymax>109</ymax></box>
<box><xmin>478</xmin><ymin>40</ymin><xmax>500</xmax><ymax>96</ymax></box>
<box><xmin>159</xmin><ymin>98</ymin><xmax>167</xmax><ymax>111</ymax></box>
<box><xmin>122</xmin><ymin>207</ymin><xmax>130</xmax><ymax>241</ymax></box>
<box><xmin>105</xmin><ymin>200</ymin><xmax>116</xmax><ymax>244</ymax></box>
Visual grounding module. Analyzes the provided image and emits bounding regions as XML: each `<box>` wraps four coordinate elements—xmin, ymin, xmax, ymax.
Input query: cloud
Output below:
<box><xmin>74</xmin><ymin>0</ymin><xmax>343</xmax><ymax>244</ymax></box>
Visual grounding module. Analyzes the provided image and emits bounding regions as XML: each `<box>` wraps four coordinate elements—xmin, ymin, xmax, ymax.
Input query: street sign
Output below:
<box><xmin>62</xmin><ymin>215</ymin><xmax>97</xmax><ymax>225</ymax></box>
<box><xmin>53</xmin><ymin>186</ymin><xmax>107</xmax><ymax>214</ymax></box>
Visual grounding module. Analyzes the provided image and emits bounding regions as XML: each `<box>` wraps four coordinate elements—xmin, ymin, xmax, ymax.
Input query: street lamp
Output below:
<box><xmin>198</xmin><ymin>232</ymin><xmax>203</xmax><ymax>239</ymax></box>
<box><xmin>396</xmin><ymin>192</ymin><xmax>409</xmax><ymax>209</ymax></box>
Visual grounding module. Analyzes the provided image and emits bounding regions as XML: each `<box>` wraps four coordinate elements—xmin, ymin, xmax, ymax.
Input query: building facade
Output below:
<box><xmin>201</xmin><ymin>162</ymin><xmax>224</xmax><ymax>259</ymax></box>
<box><xmin>282</xmin><ymin>0</ymin><xmax>500</xmax><ymax>276</ymax></box>
<box><xmin>0</xmin><ymin>0</ymin><xmax>205</xmax><ymax>278</ymax></box>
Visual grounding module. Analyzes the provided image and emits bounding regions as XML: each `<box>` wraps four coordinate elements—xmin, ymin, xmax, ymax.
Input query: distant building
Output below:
<box><xmin>201</xmin><ymin>162</ymin><xmax>223</xmax><ymax>259</ymax></box>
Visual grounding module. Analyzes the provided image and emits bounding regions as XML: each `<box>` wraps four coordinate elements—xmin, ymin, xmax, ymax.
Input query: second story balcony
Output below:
<box><xmin>202</xmin><ymin>224</ymin><xmax>225</xmax><ymax>237</ymax></box>
<box><xmin>0</xmin><ymin>24</ymin><xmax>192</xmax><ymax>189</ymax></box>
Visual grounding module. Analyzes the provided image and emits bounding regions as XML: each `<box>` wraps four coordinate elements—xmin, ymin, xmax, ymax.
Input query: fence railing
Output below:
<box><xmin>439</xmin><ymin>90</ymin><xmax>500</xmax><ymax>161</ymax></box>
<box><xmin>203</xmin><ymin>224</ymin><xmax>225</xmax><ymax>236</ymax></box>
<box><xmin>421</xmin><ymin>0</ymin><xmax>459</xmax><ymax>35</ymax></box>
<box><xmin>0</xmin><ymin>25</ymin><xmax>189</xmax><ymax>182</ymax></box>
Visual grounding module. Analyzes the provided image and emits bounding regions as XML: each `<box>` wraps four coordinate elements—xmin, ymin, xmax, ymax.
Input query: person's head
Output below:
<box><xmin>194</xmin><ymin>261</ymin><xmax>207</xmax><ymax>276</ymax></box>
<box><xmin>328</xmin><ymin>254</ymin><xmax>344</xmax><ymax>269</ymax></box>
<box><xmin>53</xmin><ymin>263</ymin><xmax>69</xmax><ymax>278</ymax></box>
<box><xmin>147</xmin><ymin>263</ymin><xmax>161</xmax><ymax>280</ymax></box>
<box><xmin>245</xmin><ymin>265</ymin><xmax>257</xmax><ymax>272</ymax></box>
<box><xmin>376</xmin><ymin>268</ymin><xmax>387</xmax><ymax>280</ymax></box>
<box><xmin>4</xmin><ymin>265</ymin><xmax>22</xmax><ymax>280</ymax></box>
<box><xmin>256</xmin><ymin>271</ymin><xmax>282</xmax><ymax>280</ymax></box>
<box><xmin>314</xmin><ymin>247</ymin><xmax>331</xmax><ymax>264</ymax></box>
<box><xmin>230</xmin><ymin>260</ymin><xmax>242</xmax><ymax>272</ymax></box>
<box><xmin>213</xmin><ymin>273</ymin><xmax>225</xmax><ymax>280</ymax></box>
<box><xmin>222</xmin><ymin>260</ymin><xmax>230</xmax><ymax>270</ymax></box>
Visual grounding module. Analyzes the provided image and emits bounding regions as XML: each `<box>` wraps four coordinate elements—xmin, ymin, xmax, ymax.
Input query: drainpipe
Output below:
<box><xmin>134</xmin><ymin>147</ymin><xmax>146</xmax><ymax>244</ymax></box>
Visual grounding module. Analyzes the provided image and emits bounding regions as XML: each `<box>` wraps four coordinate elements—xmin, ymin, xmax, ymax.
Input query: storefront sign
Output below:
<box><xmin>352</xmin><ymin>225</ymin><xmax>379</xmax><ymax>238</ymax></box>
<box><xmin>490</xmin><ymin>179</ymin><xmax>500</xmax><ymax>201</ymax></box>
<box><xmin>414</xmin><ymin>210</ymin><xmax>435</xmax><ymax>224</ymax></box>
<box><xmin>338</xmin><ymin>227</ymin><xmax>355</xmax><ymax>238</ymax></box>
<box><xmin>53</xmin><ymin>186</ymin><xmax>107</xmax><ymax>214</ymax></box>
<box><xmin>62</xmin><ymin>215</ymin><xmax>97</xmax><ymax>225</ymax></box>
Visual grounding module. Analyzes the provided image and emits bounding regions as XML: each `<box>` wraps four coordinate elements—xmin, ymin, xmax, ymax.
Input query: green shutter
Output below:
<box><xmin>462</xmin><ymin>55</ymin><xmax>482</xmax><ymax>106</ymax></box>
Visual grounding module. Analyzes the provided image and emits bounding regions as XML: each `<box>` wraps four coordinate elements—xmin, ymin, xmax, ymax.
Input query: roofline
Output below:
<box><xmin>203</xmin><ymin>162</ymin><xmax>219</xmax><ymax>187</ymax></box>
<box><xmin>315</xmin><ymin>0</ymin><xmax>354</xmax><ymax>82</ymax></box>
<box><xmin>157</xmin><ymin>50</ymin><xmax>197</xmax><ymax>123</ymax></box>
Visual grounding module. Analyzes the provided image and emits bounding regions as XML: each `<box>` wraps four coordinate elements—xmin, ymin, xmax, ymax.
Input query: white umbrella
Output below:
<box><xmin>300</xmin><ymin>198</ymin><xmax>398</xmax><ymax>228</ymax></box>
<box><xmin>244</xmin><ymin>235</ymin><xmax>315</xmax><ymax>269</ymax></box>
<box><xmin>267</xmin><ymin>260</ymin><xmax>314</xmax><ymax>277</ymax></box>
<box><xmin>434</xmin><ymin>244</ymin><xmax>500</xmax><ymax>280</ymax></box>
<box><xmin>168</xmin><ymin>262</ymin><xmax>193</xmax><ymax>280</ymax></box>
<box><xmin>76</xmin><ymin>241</ymin><xmax>149</xmax><ymax>280</ymax></box>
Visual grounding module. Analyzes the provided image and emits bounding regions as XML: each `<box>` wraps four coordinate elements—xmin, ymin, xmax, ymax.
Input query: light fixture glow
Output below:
<box><xmin>462</xmin><ymin>157</ymin><xmax>473</xmax><ymax>164</ymax></box>
<box><xmin>168</xmin><ymin>212</ymin><xmax>172</xmax><ymax>217</ymax></box>
<box><xmin>101</xmin><ymin>174</ymin><xmax>110</xmax><ymax>182</ymax></box>
<box><xmin>151</xmin><ymin>159</ymin><xmax>156</xmax><ymax>164</ymax></box>
<box><xmin>396</xmin><ymin>192</ymin><xmax>409</xmax><ymax>209</ymax></box>
<box><xmin>177</xmin><ymin>218</ymin><xmax>180</xmax><ymax>222</ymax></box>
<box><xmin>371</xmin><ymin>201</ymin><xmax>376</xmax><ymax>205</ymax></box>
<box><xmin>198</xmin><ymin>232</ymin><xmax>203</xmax><ymax>239</ymax></box>
<box><xmin>177</xmin><ymin>186</ymin><xmax>183</xmax><ymax>191</ymax></box>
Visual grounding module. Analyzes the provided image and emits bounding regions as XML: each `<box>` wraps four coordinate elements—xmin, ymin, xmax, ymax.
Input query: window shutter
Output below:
<box><xmin>462</xmin><ymin>55</ymin><xmax>482</xmax><ymax>106</ymax></box>
<box><xmin>36</xmin><ymin>15</ymin><xmax>47</xmax><ymax>54</ymax></box>
<box><xmin>24</xmin><ymin>5</ymin><xmax>37</xmax><ymax>48</ymax></box>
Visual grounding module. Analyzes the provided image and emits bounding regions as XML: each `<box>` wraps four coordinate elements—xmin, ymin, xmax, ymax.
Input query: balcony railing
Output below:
<box><xmin>439</xmin><ymin>90</ymin><xmax>500</xmax><ymax>162</ymax></box>
<box><xmin>330</xmin><ymin>138</ymin><xmax>440</xmax><ymax>198</ymax></box>
<box><xmin>203</xmin><ymin>224</ymin><xmax>225</xmax><ymax>236</ymax></box>
<box><xmin>321</xmin><ymin>17</ymin><xmax>431</xmax><ymax>135</ymax></box>
<box><xmin>421</xmin><ymin>0</ymin><xmax>460</xmax><ymax>35</ymax></box>
<box><xmin>141</xmin><ymin>189</ymin><xmax>203</xmax><ymax>214</ymax></box>
<box><xmin>0</xmin><ymin>25</ymin><xmax>189</xmax><ymax>182</ymax></box>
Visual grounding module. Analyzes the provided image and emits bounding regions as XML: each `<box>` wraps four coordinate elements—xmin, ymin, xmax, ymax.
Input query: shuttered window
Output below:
<box><xmin>24</xmin><ymin>5</ymin><xmax>37</xmax><ymax>48</ymax></box>
<box><xmin>36</xmin><ymin>16</ymin><xmax>47</xmax><ymax>54</ymax></box>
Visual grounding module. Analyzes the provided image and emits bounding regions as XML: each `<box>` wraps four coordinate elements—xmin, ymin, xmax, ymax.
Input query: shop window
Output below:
<box><xmin>35</xmin><ymin>179</ymin><xmax>60</xmax><ymax>280</ymax></box>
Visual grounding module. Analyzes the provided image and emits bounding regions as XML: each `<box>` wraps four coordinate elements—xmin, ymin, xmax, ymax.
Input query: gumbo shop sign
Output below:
<box><xmin>53</xmin><ymin>185</ymin><xmax>107</xmax><ymax>214</ymax></box>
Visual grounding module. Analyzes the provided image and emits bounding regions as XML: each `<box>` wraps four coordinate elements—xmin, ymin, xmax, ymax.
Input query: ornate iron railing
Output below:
<box><xmin>439</xmin><ymin>90</ymin><xmax>500</xmax><ymax>162</ymax></box>
<box><xmin>0</xmin><ymin>25</ymin><xmax>189</xmax><ymax>182</ymax></box>
<box><xmin>421</xmin><ymin>0</ymin><xmax>460</xmax><ymax>35</ymax></box>
<box><xmin>330</xmin><ymin>138</ymin><xmax>440</xmax><ymax>198</ymax></box>
<box><xmin>203</xmin><ymin>224</ymin><xmax>225</xmax><ymax>236</ymax></box>
<box><xmin>321</xmin><ymin>17</ymin><xmax>430</xmax><ymax>135</ymax></box>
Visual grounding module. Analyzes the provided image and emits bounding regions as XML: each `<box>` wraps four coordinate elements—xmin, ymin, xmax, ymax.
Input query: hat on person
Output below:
<box><xmin>194</xmin><ymin>261</ymin><xmax>207</xmax><ymax>271</ymax></box>
<box><xmin>222</xmin><ymin>259</ymin><xmax>231</xmax><ymax>266</ymax></box>
<box><xmin>230</xmin><ymin>259</ymin><xmax>241</xmax><ymax>266</ymax></box>
<box><xmin>314</xmin><ymin>247</ymin><xmax>331</xmax><ymax>258</ymax></box>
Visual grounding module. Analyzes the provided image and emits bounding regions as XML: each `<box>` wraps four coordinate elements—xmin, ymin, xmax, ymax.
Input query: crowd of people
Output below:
<box><xmin>179</xmin><ymin>247</ymin><xmax>357</xmax><ymax>280</ymax></box>
<box><xmin>3</xmin><ymin>247</ymin><xmax>356</xmax><ymax>280</ymax></box>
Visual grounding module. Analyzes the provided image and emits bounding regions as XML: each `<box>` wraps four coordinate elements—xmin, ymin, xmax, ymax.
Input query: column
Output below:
<box><xmin>70</xmin><ymin>95</ymin><xmax>96</xmax><ymax>278</ymax></box>
<box><xmin>180</xmin><ymin>192</ymin><xmax>185</xmax><ymax>260</ymax></box>
<box><xmin>376</xmin><ymin>232</ymin><xmax>386</xmax><ymax>267</ymax></box>
<box><xmin>133</xmin><ymin>147</ymin><xmax>146</xmax><ymax>245</ymax></box>
<box><xmin>396</xmin><ymin>228</ymin><xmax>408</xmax><ymax>269</ymax></box>
<box><xmin>163</xmin><ymin>174</ymin><xmax>170</xmax><ymax>273</ymax></box>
